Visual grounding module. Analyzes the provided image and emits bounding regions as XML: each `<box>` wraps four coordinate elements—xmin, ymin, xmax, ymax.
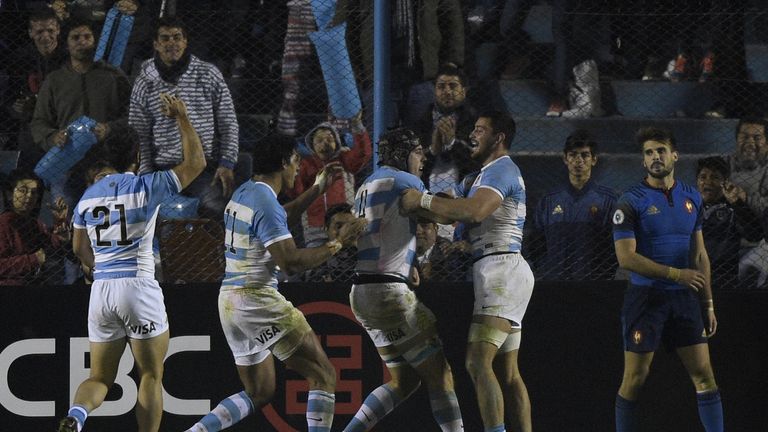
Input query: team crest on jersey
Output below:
<box><xmin>552</xmin><ymin>204</ymin><xmax>563</xmax><ymax>215</ymax></box>
<box><xmin>685</xmin><ymin>200</ymin><xmax>694</xmax><ymax>213</ymax></box>
<box><xmin>632</xmin><ymin>330</ymin><xmax>643</xmax><ymax>345</ymax></box>
<box><xmin>590</xmin><ymin>205</ymin><xmax>598</xmax><ymax>216</ymax></box>
<box><xmin>612</xmin><ymin>209</ymin><xmax>624</xmax><ymax>225</ymax></box>
<box><xmin>647</xmin><ymin>205</ymin><xmax>660</xmax><ymax>215</ymax></box>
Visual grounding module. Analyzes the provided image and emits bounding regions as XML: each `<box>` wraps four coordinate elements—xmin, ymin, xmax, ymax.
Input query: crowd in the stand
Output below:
<box><xmin>1</xmin><ymin>1</ymin><xmax>768</xmax><ymax>288</ymax></box>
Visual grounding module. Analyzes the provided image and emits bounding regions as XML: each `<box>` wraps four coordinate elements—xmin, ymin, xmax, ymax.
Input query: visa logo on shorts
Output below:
<box><xmin>255</xmin><ymin>326</ymin><xmax>282</xmax><ymax>344</ymax></box>
<box><xmin>384</xmin><ymin>328</ymin><xmax>405</xmax><ymax>342</ymax></box>
<box><xmin>129</xmin><ymin>322</ymin><xmax>157</xmax><ymax>335</ymax></box>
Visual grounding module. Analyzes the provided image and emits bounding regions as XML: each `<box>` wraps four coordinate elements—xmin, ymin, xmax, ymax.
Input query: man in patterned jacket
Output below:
<box><xmin>129</xmin><ymin>16</ymin><xmax>239</xmax><ymax>220</ymax></box>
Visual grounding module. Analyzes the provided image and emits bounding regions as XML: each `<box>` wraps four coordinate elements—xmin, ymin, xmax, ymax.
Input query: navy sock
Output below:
<box><xmin>697</xmin><ymin>389</ymin><xmax>724</xmax><ymax>432</ymax></box>
<box><xmin>615</xmin><ymin>394</ymin><xmax>638</xmax><ymax>432</ymax></box>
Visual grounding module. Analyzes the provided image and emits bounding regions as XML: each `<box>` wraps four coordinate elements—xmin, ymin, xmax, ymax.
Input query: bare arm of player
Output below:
<box><xmin>162</xmin><ymin>93</ymin><xmax>207</xmax><ymax>189</ymax></box>
<box><xmin>402</xmin><ymin>187</ymin><xmax>502</xmax><ymax>224</ymax></box>
<box><xmin>267</xmin><ymin>238</ymin><xmax>335</xmax><ymax>276</ymax></box>
<box><xmin>268</xmin><ymin>218</ymin><xmax>366</xmax><ymax>276</ymax></box>
<box><xmin>72</xmin><ymin>228</ymin><xmax>94</xmax><ymax>276</ymax></box>
<box><xmin>614</xmin><ymin>237</ymin><xmax>707</xmax><ymax>292</ymax></box>
<box><xmin>689</xmin><ymin>230</ymin><xmax>717</xmax><ymax>337</ymax></box>
<box><xmin>283</xmin><ymin>162</ymin><xmax>344</xmax><ymax>227</ymax></box>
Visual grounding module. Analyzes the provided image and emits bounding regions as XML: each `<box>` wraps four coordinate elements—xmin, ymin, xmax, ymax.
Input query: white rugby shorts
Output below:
<box><xmin>472</xmin><ymin>253</ymin><xmax>534</xmax><ymax>327</ymax></box>
<box><xmin>88</xmin><ymin>278</ymin><xmax>169</xmax><ymax>342</ymax></box>
<box><xmin>218</xmin><ymin>285</ymin><xmax>311</xmax><ymax>365</ymax></box>
<box><xmin>350</xmin><ymin>282</ymin><xmax>437</xmax><ymax>348</ymax></box>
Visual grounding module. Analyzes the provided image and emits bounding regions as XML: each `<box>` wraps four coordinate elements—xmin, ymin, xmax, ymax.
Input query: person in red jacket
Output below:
<box><xmin>0</xmin><ymin>169</ymin><xmax>71</xmax><ymax>285</ymax></box>
<box><xmin>289</xmin><ymin>112</ymin><xmax>372</xmax><ymax>247</ymax></box>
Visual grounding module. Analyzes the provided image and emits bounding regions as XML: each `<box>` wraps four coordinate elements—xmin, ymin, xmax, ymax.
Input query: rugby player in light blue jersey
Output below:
<box><xmin>184</xmin><ymin>134</ymin><xmax>365</xmax><ymax>432</ymax></box>
<box><xmin>59</xmin><ymin>94</ymin><xmax>206</xmax><ymax>432</ymax></box>
<box><xmin>343</xmin><ymin>128</ymin><xmax>464</xmax><ymax>432</ymax></box>
<box><xmin>402</xmin><ymin>111</ymin><xmax>534</xmax><ymax>432</ymax></box>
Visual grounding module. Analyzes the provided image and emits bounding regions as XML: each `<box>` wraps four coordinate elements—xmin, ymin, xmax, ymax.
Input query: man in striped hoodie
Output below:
<box><xmin>129</xmin><ymin>16</ymin><xmax>239</xmax><ymax>220</ymax></box>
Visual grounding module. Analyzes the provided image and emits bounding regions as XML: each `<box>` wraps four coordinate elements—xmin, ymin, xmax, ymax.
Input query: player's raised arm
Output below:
<box><xmin>283</xmin><ymin>162</ymin><xmax>344</xmax><ymax>227</ymax></box>
<box><xmin>162</xmin><ymin>93</ymin><xmax>206</xmax><ymax>189</ymax></box>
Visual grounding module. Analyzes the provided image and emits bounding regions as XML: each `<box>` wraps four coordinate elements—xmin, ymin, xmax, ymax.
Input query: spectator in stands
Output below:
<box><xmin>545</xmin><ymin>0</ymin><xmax>605</xmax><ymax>118</ymax></box>
<box><xmin>727</xmin><ymin>117</ymin><xmax>768</xmax><ymax>287</ymax></box>
<box><xmin>617</xmin><ymin>0</ymin><xmax>745</xmax><ymax>90</ymax></box>
<box><xmin>530</xmin><ymin>129</ymin><xmax>617</xmax><ymax>280</ymax></box>
<box><xmin>273</xmin><ymin>0</ymin><xmax>313</xmax><ymax>136</ymax></box>
<box><xmin>4</xmin><ymin>8</ymin><xmax>66</xmax><ymax>168</ymax></box>
<box><xmin>302</xmin><ymin>203</ymin><xmax>358</xmax><ymax>282</ymax></box>
<box><xmin>30</xmin><ymin>18</ymin><xmax>129</xmax><ymax>150</ymax></box>
<box><xmin>287</xmin><ymin>112</ymin><xmax>371</xmax><ymax>247</ymax></box>
<box><xmin>30</xmin><ymin>18</ymin><xmax>130</xmax><ymax>209</ymax></box>
<box><xmin>0</xmin><ymin>169</ymin><xmax>70</xmax><ymax>285</ymax></box>
<box><xmin>130</xmin><ymin>16</ymin><xmax>239</xmax><ymax>220</ymax></box>
<box><xmin>409</xmin><ymin>63</ymin><xmax>480</xmax><ymax>197</ymax></box>
<box><xmin>348</xmin><ymin>0</ymin><xmax>464</xmax><ymax>128</ymax></box>
<box><xmin>696</xmin><ymin>156</ymin><xmax>763</xmax><ymax>288</ymax></box>
<box><xmin>416</xmin><ymin>220</ymin><xmax>470</xmax><ymax>282</ymax></box>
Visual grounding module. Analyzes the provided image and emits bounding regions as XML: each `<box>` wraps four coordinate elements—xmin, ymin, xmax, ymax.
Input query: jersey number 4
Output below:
<box><xmin>93</xmin><ymin>204</ymin><xmax>131</xmax><ymax>246</ymax></box>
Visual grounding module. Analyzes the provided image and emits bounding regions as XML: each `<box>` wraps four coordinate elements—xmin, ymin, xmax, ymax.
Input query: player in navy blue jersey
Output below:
<box><xmin>531</xmin><ymin>129</ymin><xmax>618</xmax><ymax>280</ymax></box>
<box><xmin>59</xmin><ymin>94</ymin><xmax>206</xmax><ymax>432</ymax></box>
<box><xmin>402</xmin><ymin>111</ymin><xmax>533</xmax><ymax>432</ymax></box>
<box><xmin>612</xmin><ymin>127</ymin><xmax>723</xmax><ymax>432</ymax></box>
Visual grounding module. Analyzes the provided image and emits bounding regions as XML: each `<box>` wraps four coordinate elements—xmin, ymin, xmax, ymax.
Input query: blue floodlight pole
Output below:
<box><xmin>372</xmin><ymin>0</ymin><xmax>390</xmax><ymax>170</ymax></box>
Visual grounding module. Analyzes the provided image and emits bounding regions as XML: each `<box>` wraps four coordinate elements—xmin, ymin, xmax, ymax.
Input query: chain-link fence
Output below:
<box><xmin>1</xmin><ymin>0</ymin><xmax>768</xmax><ymax>289</ymax></box>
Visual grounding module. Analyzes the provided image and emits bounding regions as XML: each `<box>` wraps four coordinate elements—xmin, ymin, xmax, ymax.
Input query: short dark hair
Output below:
<box><xmin>435</xmin><ymin>63</ymin><xmax>467</xmax><ymax>87</ymax></box>
<box><xmin>28</xmin><ymin>8</ymin><xmax>58</xmax><ymax>25</ymax></box>
<box><xmin>155</xmin><ymin>16</ymin><xmax>188</xmax><ymax>40</ymax></box>
<box><xmin>252</xmin><ymin>134</ymin><xmax>298</xmax><ymax>175</ymax></box>
<box><xmin>478</xmin><ymin>110</ymin><xmax>516</xmax><ymax>149</ymax></box>
<box><xmin>635</xmin><ymin>127</ymin><xmax>676</xmax><ymax>151</ymax></box>
<box><xmin>83</xmin><ymin>159</ymin><xmax>114</xmax><ymax>185</ymax></box>
<box><xmin>101</xmin><ymin>124</ymin><xmax>140</xmax><ymax>172</ymax></box>
<box><xmin>324</xmin><ymin>203</ymin><xmax>352</xmax><ymax>229</ymax></box>
<box><xmin>736</xmin><ymin>116</ymin><xmax>768</xmax><ymax>138</ymax></box>
<box><xmin>696</xmin><ymin>156</ymin><xmax>730</xmax><ymax>179</ymax></box>
<box><xmin>64</xmin><ymin>18</ymin><xmax>95</xmax><ymax>39</ymax></box>
<box><xmin>564</xmin><ymin>129</ymin><xmax>597</xmax><ymax>154</ymax></box>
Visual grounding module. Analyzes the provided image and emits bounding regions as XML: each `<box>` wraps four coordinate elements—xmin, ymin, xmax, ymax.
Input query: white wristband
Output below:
<box><xmin>420</xmin><ymin>193</ymin><xmax>434</xmax><ymax>210</ymax></box>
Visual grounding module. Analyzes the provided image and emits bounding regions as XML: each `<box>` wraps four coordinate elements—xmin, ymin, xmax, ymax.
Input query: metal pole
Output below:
<box><xmin>373</xmin><ymin>0</ymin><xmax>390</xmax><ymax>170</ymax></box>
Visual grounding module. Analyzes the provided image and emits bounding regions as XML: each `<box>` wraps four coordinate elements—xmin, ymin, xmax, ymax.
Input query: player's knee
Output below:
<box><xmin>464</xmin><ymin>352</ymin><xmax>492</xmax><ymax>379</ymax></box>
<box><xmin>390</xmin><ymin>375</ymin><xmax>422</xmax><ymax>399</ymax></box>
<box><xmin>246</xmin><ymin>384</ymin><xmax>275</xmax><ymax>407</ymax></box>
<box><xmin>499</xmin><ymin>370</ymin><xmax>524</xmax><ymax>388</ymax></box>
<box><xmin>310</xmin><ymin>356</ymin><xmax>337</xmax><ymax>390</ymax></box>
<box><xmin>622</xmin><ymin>366</ymin><xmax>650</xmax><ymax>387</ymax></box>
<box><xmin>689</xmin><ymin>370</ymin><xmax>717</xmax><ymax>391</ymax></box>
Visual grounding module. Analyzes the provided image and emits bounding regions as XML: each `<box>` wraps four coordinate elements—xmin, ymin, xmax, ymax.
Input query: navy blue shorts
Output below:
<box><xmin>622</xmin><ymin>285</ymin><xmax>707</xmax><ymax>353</ymax></box>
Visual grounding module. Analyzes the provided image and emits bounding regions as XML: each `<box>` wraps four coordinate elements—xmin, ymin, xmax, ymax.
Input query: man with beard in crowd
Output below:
<box><xmin>727</xmin><ymin>117</ymin><xmax>768</xmax><ymax>286</ymax></box>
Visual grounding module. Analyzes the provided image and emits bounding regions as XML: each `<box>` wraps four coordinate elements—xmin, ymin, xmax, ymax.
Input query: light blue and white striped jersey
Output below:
<box><xmin>73</xmin><ymin>170</ymin><xmax>181</xmax><ymax>280</ymax></box>
<box><xmin>221</xmin><ymin>181</ymin><xmax>292</xmax><ymax>290</ymax></box>
<box><xmin>353</xmin><ymin>166</ymin><xmax>426</xmax><ymax>280</ymax></box>
<box><xmin>454</xmin><ymin>156</ymin><xmax>526</xmax><ymax>259</ymax></box>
